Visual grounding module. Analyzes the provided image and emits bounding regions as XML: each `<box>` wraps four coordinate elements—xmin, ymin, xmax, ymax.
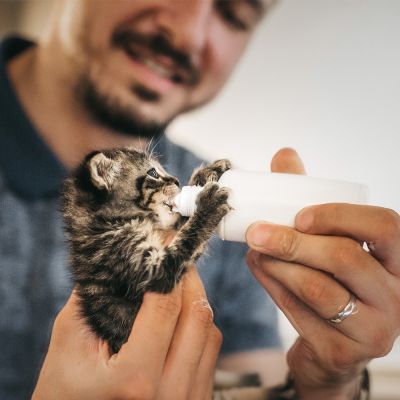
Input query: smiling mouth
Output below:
<box><xmin>125</xmin><ymin>46</ymin><xmax>185</xmax><ymax>85</ymax></box>
<box><xmin>112</xmin><ymin>29</ymin><xmax>198</xmax><ymax>89</ymax></box>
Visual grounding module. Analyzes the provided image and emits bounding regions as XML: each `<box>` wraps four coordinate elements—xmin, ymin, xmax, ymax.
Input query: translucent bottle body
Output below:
<box><xmin>173</xmin><ymin>170</ymin><xmax>369</xmax><ymax>243</ymax></box>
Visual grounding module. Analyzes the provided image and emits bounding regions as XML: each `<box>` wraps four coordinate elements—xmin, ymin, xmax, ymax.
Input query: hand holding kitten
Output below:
<box><xmin>32</xmin><ymin>267</ymin><xmax>221</xmax><ymax>400</ymax></box>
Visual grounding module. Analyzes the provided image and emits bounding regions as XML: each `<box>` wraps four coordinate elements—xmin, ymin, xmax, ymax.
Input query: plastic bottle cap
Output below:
<box><xmin>172</xmin><ymin>186</ymin><xmax>205</xmax><ymax>217</ymax></box>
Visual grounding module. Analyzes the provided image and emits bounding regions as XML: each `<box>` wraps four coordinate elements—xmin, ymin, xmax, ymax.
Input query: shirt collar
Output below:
<box><xmin>0</xmin><ymin>35</ymin><xmax>67</xmax><ymax>199</ymax></box>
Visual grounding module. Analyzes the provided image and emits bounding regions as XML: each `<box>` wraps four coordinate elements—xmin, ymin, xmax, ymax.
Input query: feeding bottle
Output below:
<box><xmin>172</xmin><ymin>170</ymin><xmax>369</xmax><ymax>243</ymax></box>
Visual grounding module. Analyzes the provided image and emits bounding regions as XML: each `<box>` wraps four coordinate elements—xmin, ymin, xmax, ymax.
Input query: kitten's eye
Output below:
<box><xmin>147</xmin><ymin>168</ymin><xmax>160</xmax><ymax>179</ymax></box>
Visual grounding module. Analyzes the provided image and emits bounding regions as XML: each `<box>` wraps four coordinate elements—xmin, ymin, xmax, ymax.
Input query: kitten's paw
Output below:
<box><xmin>196</xmin><ymin>183</ymin><xmax>230</xmax><ymax>218</ymax></box>
<box><xmin>189</xmin><ymin>159</ymin><xmax>232</xmax><ymax>186</ymax></box>
<box><xmin>210</xmin><ymin>159</ymin><xmax>232</xmax><ymax>175</ymax></box>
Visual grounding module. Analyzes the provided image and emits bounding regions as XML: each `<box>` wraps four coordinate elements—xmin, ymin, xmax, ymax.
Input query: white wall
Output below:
<box><xmin>168</xmin><ymin>0</ymin><xmax>400</xmax><ymax>389</ymax></box>
<box><xmin>168</xmin><ymin>0</ymin><xmax>400</xmax><ymax>211</ymax></box>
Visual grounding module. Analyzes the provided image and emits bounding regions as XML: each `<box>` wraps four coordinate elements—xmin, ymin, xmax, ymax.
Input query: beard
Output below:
<box><xmin>75</xmin><ymin>75</ymin><xmax>168</xmax><ymax>140</ymax></box>
<box><xmin>72</xmin><ymin>26</ymin><xmax>200</xmax><ymax>140</ymax></box>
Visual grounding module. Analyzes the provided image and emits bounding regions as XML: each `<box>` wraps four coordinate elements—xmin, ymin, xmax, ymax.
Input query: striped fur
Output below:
<box><xmin>62</xmin><ymin>148</ymin><xmax>231</xmax><ymax>353</ymax></box>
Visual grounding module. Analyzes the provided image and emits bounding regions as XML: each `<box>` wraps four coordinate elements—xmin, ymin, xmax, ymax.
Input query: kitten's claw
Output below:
<box><xmin>189</xmin><ymin>159</ymin><xmax>232</xmax><ymax>186</ymax></box>
<box><xmin>210</xmin><ymin>159</ymin><xmax>232</xmax><ymax>175</ymax></box>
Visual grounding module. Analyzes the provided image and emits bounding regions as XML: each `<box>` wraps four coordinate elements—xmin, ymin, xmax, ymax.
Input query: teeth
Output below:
<box><xmin>142</xmin><ymin>57</ymin><xmax>173</xmax><ymax>80</ymax></box>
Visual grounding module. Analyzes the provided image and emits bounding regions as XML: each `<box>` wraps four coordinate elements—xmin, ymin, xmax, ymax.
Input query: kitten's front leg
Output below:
<box><xmin>146</xmin><ymin>183</ymin><xmax>230</xmax><ymax>293</ymax></box>
<box><xmin>169</xmin><ymin>183</ymin><xmax>230</xmax><ymax>263</ymax></box>
<box><xmin>187</xmin><ymin>183</ymin><xmax>231</xmax><ymax>258</ymax></box>
<box><xmin>189</xmin><ymin>159</ymin><xmax>231</xmax><ymax>186</ymax></box>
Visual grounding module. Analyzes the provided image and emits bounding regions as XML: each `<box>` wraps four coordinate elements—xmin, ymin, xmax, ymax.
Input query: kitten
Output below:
<box><xmin>62</xmin><ymin>148</ymin><xmax>231</xmax><ymax>353</ymax></box>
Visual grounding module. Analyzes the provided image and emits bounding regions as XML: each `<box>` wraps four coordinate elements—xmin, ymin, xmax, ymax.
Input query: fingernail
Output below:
<box><xmin>246</xmin><ymin>222</ymin><xmax>272</xmax><ymax>248</ymax></box>
<box><xmin>296</xmin><ymin>207</ymin><xmax>314</xmax><ymax>231</ymax></box>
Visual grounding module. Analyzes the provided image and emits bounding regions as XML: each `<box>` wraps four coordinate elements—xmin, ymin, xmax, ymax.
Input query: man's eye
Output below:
<box><xmin>219</xmin><ymin>8</ymin><xmax>248</xmax><ymax>30</ymax></box>
<box><xmin>147</xmin><ymin>168</ymin><xmax>159</xmax><ymax>179</ymax></box>
<box><xmin>215</xmin><ymin>0</ymin><xmax>260</xmax><ymax>31</ymax></box>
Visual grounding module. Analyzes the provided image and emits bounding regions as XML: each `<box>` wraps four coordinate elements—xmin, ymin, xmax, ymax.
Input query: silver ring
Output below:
<box><xmin>367</xmin><ymin>241</ymin><xmax>376</xmax><ymax>253</ymax></box>
<box><xmin>328</xmin><ymin>294</ymin><xmax>358</xmax><ymax>324</ymax></box>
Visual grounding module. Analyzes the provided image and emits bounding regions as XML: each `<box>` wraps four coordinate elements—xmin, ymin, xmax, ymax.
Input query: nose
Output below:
<box><xmin>155</xmin><ymin>0</ymin><xmax>213</xmax><ymax>57</ymax></box>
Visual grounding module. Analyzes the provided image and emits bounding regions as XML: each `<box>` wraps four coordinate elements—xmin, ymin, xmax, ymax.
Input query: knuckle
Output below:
<box><xmin>191</xmin><ymin>301</ymin><xmax>214</xmax><ymax>328</ymax></box>
<box><xmin>291</xmin><ymin>340</ymin><xmax>316</xmax><ymax>365</ymax></box>
<box><xmin>335</xmin><ymin>239</ymin><xmax>361</xmax><ymax>268</ymax></box>
<box><xmin>329</xmin><ymin>355</ymin><xmax>353</xmax><ymax>375</ymax></box>
<box><xmin>381</xmin><ymin>208</ymin><xmax>400</xmax><ymax>243</ymax></box>
<box><xmin>300</xmin><ymin>276</ymin><xmax>329</xmax><ymax>305</ymax></box>
<box><xmin>326</xmin><ymin>342</ymin><xmax>355</xmax><ymax>371</ymax></box>
<box><xmin>280</xmin><ymin>289</ymin><xmax>301</xmax><ymax>311</ymax></box>
<box><xmin>278</xmin><ymin>230</ymin><xmax>300</xmax><ymax>260</ymax></box>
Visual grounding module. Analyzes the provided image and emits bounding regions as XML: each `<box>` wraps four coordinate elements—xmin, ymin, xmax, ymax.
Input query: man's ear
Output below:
<box><xmin>88</xmin><ymin>153</ymin><xmax>121</xmax><ymax>191</ymax></box>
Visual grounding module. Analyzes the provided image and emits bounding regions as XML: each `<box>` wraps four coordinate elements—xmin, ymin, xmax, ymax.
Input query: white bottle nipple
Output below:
<box><xmin>172</xmin><ymin>186</ymin><xmax>205</xmax><ymax>217</ymax></box>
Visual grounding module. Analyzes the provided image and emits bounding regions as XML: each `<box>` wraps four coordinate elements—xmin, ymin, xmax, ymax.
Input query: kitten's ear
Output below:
<box><xmin>88</xmin><ymin>153</ymin><xmax>121</xmax><ymax>191</ymax></box>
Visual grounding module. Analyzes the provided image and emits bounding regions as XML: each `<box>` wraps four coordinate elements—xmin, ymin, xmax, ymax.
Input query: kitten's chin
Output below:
<box><xmin>156</xmin><ymin>205</ymin><xmax>181</xmax><ymax>230</ymax></box>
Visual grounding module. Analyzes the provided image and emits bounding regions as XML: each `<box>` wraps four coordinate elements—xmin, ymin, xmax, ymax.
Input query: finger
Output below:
<box><xmin>270</xmin><ymin>148</ymin><xmax>306</xmax><ymax>175</ymax></box>
<box><xmin>111</xmin><ymin>282</ymin><xmax>183</xmax><ymax>383</ymax></box>
<box><xmin>189</xmin><ymin>326</ymin><xmax>223</xmax><ymax>400</ymax></box>
<box><xmin>180</xmin><ymin>265</ymin><xmax>208</xmax><ymax>304</ymax></box>
<box><xmin>248</xmin><ymin>251</ymin><xmax>394</xmax><ymax>362</ymax></box>
<box><xmin>159</xmin><ymin>267</ymin><xmax>213</xmax><ymax>399</ymax></box>
<box><xmin>246</xmin><ymin>222</ymin><xmax>388</xmax><ymax>306</ymax></box>
<box><xmin>248</xmin><ymin>256</ymin><xmax>352</xmax><ymax>344</ymax></box>
<box><xmin>246</xmin><ymin>254</ymin><xmax>377</xmax><ymax>367</ymax></box>
<box><xmin>296</xmin><ymin>204</ymin><xmax>400</xmax><ymax>274</ymax></box>
<box><xmin>248</xmin><ymin>250</ymin><xmax>322</xmax><ymax>338</ymax></box>
<box><xmin>248</xmin><ymin>251</ymin><xmax>374</xmax><ymax>340</ymax></box>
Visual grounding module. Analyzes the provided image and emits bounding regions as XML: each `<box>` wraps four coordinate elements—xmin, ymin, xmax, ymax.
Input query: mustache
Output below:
<box><xmin>111</xmin><ymin>29</ymin><xmax>200</xmax><ymax>86</ymax></box>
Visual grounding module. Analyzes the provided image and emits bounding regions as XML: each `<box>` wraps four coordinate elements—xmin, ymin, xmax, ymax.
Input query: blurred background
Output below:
<box><xmin>1</xmin><ymin>1</ymin><xmax>399</xmax><ymax>398</ymax></box>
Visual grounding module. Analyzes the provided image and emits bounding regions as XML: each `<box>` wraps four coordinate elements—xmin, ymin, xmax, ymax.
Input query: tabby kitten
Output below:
<box><xmin>62</xmin><ymin>148</ymin><xmax>231</xmax><ymax>353</ymax></box>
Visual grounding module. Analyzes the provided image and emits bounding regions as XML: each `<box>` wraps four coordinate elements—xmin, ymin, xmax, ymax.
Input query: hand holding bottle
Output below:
<box><xmin>246</xmin><ymin>148</ymin><xmax>400</xmax><ymax>399</ymax></box>
<box><xmin>173</xmin><ymin>154</ymin><xmax>367</xmax><ymax>243</ymax></box>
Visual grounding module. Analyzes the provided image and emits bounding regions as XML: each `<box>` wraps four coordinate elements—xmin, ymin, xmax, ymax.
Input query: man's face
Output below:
<box><xmin>57</xmin><ymin>0</ymin><xmax>269</xmax><ymax>135</ymax></box>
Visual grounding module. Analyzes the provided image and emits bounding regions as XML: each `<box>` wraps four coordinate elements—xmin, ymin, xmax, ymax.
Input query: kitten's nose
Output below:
<box><xmin>164</xmin><ymin>176</ymin><xmax>179</xmax><ymax>187</ymax></box>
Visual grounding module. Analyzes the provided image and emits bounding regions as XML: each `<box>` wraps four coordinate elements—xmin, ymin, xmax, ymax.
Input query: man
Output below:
<box><xmin>1</xmin><ymin>1</ymin><xmax>283</xmax><ymax>398</ymax></box>
<box><xmin>1</xmin><ymin>0</ymin><xmax>400</xmax><ymax>399</ymax></box>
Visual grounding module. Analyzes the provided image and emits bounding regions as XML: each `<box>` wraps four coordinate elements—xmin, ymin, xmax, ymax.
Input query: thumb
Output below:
<box><xmin>271</xmin><ymin>148</ymin><xmax>306</xmax><ymax>175</ymax></box>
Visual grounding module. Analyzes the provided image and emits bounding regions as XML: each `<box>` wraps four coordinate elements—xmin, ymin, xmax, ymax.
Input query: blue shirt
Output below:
<box><xmin>0</xmin><ymin>36</ymin><xmax>281</xmax><ymax>400</ymax></box>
